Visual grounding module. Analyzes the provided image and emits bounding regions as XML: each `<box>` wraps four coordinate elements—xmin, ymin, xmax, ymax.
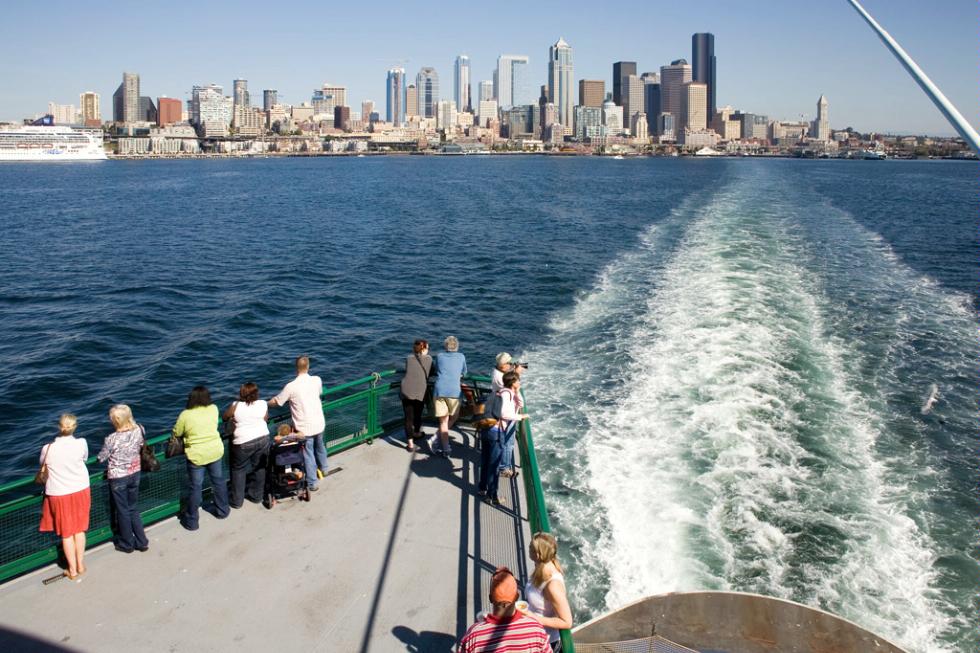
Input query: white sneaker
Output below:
<box><xmin>428</xmin><ymin>435</ymin><xmax>441</xmax><ymax>453</ymax></box>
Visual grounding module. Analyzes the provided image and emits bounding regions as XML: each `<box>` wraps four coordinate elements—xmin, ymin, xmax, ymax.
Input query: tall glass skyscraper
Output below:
<box><xmin>612</xmin><ymin>61</ymin><xmax>636</xmax><ymax>106</ymax></box>
<box><xmin>386</xmin><ymin>67</ymin><xmax>406</xmax><ymax>126</ymax></box>
<box><xmin>692</xmin><ymin>33</ymin><xmax>717</xmax><ymax>117</ymax></box>
<box><xmin>495</xmin><ymin>55</ymin><xmax>532</xmax><ymax>109</ymax></box>
<box><xmin>454</xmin><ymin>55</ymin><xmax>471</xmax><ymax>112</ymax></box>
<box><xmin>416</xmin><ymin>67</ymin><xmax>439</xmax><ymax>118</ymax></box>
<box><xmin>548</xmin><ymin>38</ymin><xmax>574</xmax><ymax>132</ymax></box>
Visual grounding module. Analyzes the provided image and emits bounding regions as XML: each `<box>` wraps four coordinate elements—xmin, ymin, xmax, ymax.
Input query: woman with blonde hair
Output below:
<box><xmin>519</xmin><ymin>532</ymin><xmax>573</xmax><ymax>651</ymax></box>
<box><xmin>98</xmin><ymin>404</ymin><xmax>149</xmax><ymax>553</ymax></box>
<box><xmin>38</xmin><ymin>414</ymin><xmax>91</xmax><ymax>581</ymax></box>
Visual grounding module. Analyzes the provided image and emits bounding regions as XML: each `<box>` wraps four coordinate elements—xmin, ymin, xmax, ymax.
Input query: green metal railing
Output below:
<box><xmin>0</xmin><ymin>370</ymin><xmax>398</xmax><ymax>584</ymax></box>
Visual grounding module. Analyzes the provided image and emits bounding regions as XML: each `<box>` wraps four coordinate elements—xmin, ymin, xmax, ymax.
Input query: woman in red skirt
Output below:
<box><xmin>39</xmin><ymin>414</ymin><xmax>91</xmax><ymax>581</ymax></box>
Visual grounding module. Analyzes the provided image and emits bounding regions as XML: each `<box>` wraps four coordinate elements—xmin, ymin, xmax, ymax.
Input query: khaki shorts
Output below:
<box><xmin>433</xmin><ymin>397</ymin><xmax>460</xmax><ymax>418</ymax></box>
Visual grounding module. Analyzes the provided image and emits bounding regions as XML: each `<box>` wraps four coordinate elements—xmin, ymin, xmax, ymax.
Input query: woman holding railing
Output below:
<box><xmin>173</xmin><ymin>386</ymin><xmax>229</xmax><ymax>531</ymax></box>
<box><xmin>98</xmin><ymin>404</ymin><xmax>149</xmax><ymax>553</ymax></box>
<box><xmin>521</xmin><ymin>532</ymin><xmax>573</xmax><ymax>652</ymax></box>
<box><xmin>38</xmin><ymin>414</ymin><xmax>91</xmax><ymax>582</ymax></box>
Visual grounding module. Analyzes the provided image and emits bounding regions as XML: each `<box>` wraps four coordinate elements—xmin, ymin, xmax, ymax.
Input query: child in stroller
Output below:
<box><xmin>265</xmin><ymin>424</ymin><xmax>311</xmax><ymax>507</ymax></box>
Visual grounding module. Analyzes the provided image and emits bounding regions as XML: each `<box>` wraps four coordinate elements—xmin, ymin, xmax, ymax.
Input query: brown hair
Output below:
<box><xmin>413</xmin><ymin>339</ymin><xmax>428</xmax><ymax>354</ymax></box>
<box><xmin>502</xmin><ymin>371</ymin><xmax>520</xmax><ymax>388</ymax></box>
<box><xmin>239</xmin><ymin>382</ymin><xmax>260</xmax><ymax>404</ymax></box>
<box><xmin>277</xmin><ymin>423</ymin><xmax>293</xmax><ymax>437</ymax></box>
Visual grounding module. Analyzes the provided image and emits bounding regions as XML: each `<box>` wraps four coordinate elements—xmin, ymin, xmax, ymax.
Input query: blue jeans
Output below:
<box><xmin>229</xmin><ymin>437</ymin><xmax>269</xmax><ymax>507</ymax></box>
<box><xmin>479</xmin><ymin>427</ymin><xmax>504</xmax><ymax>500</ymax></box>
<box><xmin>497</xmin><ymin>422</ymin><xmax>517</xmax><ymax>474</ymax></box>
<box><xmin>182</xmin><ymin>458</ymin><xmax>230</xmax><ymax>530</ymax></box>
<box><xmin>303</xmin><ymin>432</ymin><xmax>328</xmax><ymax>489</ymax></box>
<box><xmin>109</xmin><ymin>472</ymin><xmax>148</xmax><ymax>551</ymax></box>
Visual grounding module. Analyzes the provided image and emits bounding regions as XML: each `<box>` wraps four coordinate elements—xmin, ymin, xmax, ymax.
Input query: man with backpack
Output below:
<box><xmin>478</xmin><ymin>371</ymin><xmax>528</xmax><ymax>506</ymax></box>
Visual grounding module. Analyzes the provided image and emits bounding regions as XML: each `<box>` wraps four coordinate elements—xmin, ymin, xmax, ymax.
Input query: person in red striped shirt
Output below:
<box><xmin>458</xmin><ymin>567</ymin><xmax>551</xmax><ymax>653</ymax></box>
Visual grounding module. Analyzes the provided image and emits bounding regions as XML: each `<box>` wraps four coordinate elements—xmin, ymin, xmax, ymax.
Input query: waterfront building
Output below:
<box><xmin>405</xmin><ymin>85</ymin><xmax>419</xmax><ymax>119</ymax></box>
<box><xmin>681</xmin><ymin>82</ymin><xmax>708</xmax><ymax>131</ymax></box>
<box><xmin>659</xmin><ymin>113</ymin><xmax>676</xmax><ymax>142</ymax></box>
<box><xmin>602</xmin><ymin>97</ymin><xmax>623</xmax><ymax>135</ymax></box>
<box><xmin>263</xmin><ymin>89</ymin><xmax>277</xmax><ymax>112</ymax></box>
<box><xmin>334</xmin><ymin>105</ymin><xmax>351</xmax><ymax>131</ymax></box>
<box><xmin>79</xmin><ymin>92</ymin><xmax>100</xmax><ymax>126</ymax></box>
<box><xmin>157</xmin><ymin>97</ymin><xmax>182</xmax><ymax>126</ymax></box>
<box><xmin>622</xmin><ymin>74</ymin><xmax>644</xmax><ymax>134</ymax></box>
<box><xmin>454</xmin><ymin>55</ymin><xmax>471</xmax><ymax>112</ymax></box>
<box><xmin>578</xmin><ymin>79</ymin><xmax>604</xmax><ymax>108</ymax></box>
<box><xmin>642</xmin><ymin>75</ymin><xmax>661</xmax><ymax>135</ymax></box>
<box><xmin>612</xmin><ymin>61</ymin><xmax>636</xmax><ymax>106</ymax></box>
<box><xmin>235</xmin><ymin>107</ymin><xmax>265</xmax><ymax>136</ymax></box>
<box><xmin>771</xmin><ymin>120</ymin><xmax>809</xmax><ymax>145</ymax></box>
<box><xmin>659</xmin><ymin>60</ymin><xmax>691</xmax><ymax>127</ymax></box>
<box><xmin>478</xmin><ymin>80</ymin><xmax>494</xmax><ymax>103</ymax></box>
<box><xmin>47</xmin><ymin>103</ymin><xmax>76</xmax><ymax>125</ymax></box>
<box><xmin>362</xmin><ymin>101</ymin><xmax>375</xmax><ymax>125</ymax></box>
<box><xmin>811</xmin><ymin>95</ymin><xmax>830</xmax><ymax>141</ymax></box>
<box><xmin>477</xmin><ymin>99</ymin><xmax>498</xmax><ymax>127</ymax></box>
<box><xmin>495</xmin><ymin>55</ymin><xmax>532</xmax><ymax>109</ymax></box>
<box><xmin>502</xmin><ymin>104</ymin><xmax>535</xmax><ymax>139</ymax></box>
<box><xmin>711</xmin><ymin>106</ymin><xmax>741</xmax><ymax>141</ymax></box>
<box><xmin>632</xmin><ymin>112</ymin><xmax>648</xmax><ymax>140</ymax></box>
<box><xmin>437</xmin><ymin>100</ymin><xmax>456</xmax><ymax>132</ymax></box>
<box><xmin>735</xmin><ymin>112</ymin><xmax>768</xmax><ymax>141</ymax></box>
<box><xmin>692</xmin><ymin>33</ymin><xmax>717</xmax><ymax>118</ymax></box>
<box><xmin>548</xmin><ymin>38</ymin><xmax>574</xmax><ymax>135</ymax></box>
<box><xmin>139</xmin><ymin>96</ymin><xmax>157</xmax><ymax>124</ymax></box>
<box><xmin>386</xmin><ymin>68</ymin><xmax>405</xmax><ymax>126</ymax></box>
<box><xmin>574</xmin><ymin>105</ymin><xmax>602</xmax><ymax>140</ymax></box>
<box><xmin>416</xmin><ymin>67</ymin><xmax>439</xmax><ymax>118</ymax></box>
<box><xmin>681</xmin><ymin>128</ymin><xmax>720</xmax><ymax>148</ymax></box>
<box><xmin>190</xmin><ymin>84</ymin><xmax>225</xmax><ymax>125</ymax></box>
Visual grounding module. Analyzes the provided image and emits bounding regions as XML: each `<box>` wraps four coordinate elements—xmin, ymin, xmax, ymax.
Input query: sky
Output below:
<box><xmin>1</xmin><ymin>0</ymin><xmax>977</xmax><ymax>136</ymax></box>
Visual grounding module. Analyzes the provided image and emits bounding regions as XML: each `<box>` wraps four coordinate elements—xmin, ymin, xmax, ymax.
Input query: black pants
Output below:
<box><xmin>230</xmin><ymin>437</ymin><xmax>269</xmax><ymax>507</ymax></box>
<box><xmin>401</xmin><ymin>396</ymin><xmax>424</xmax><ymax>438</ymax></box>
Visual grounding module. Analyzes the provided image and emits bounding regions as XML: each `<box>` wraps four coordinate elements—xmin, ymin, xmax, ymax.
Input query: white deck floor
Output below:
<box><xmin>0</xmin><ymin>425</ymin><xmax>532</xmax><ymax>653</ymax></box>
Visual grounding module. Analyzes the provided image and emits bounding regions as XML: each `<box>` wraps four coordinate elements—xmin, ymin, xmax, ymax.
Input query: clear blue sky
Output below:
<box><xmin>1</xmin><ymin>0</ymin><xmax>976</xmax><ymax>135</ymax></box>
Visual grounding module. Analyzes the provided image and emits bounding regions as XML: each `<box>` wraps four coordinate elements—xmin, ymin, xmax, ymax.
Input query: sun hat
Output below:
<box><xmin>495</xmin><ymin>352</ymin><xmax>513</xmax><ymax>367</ymax></box>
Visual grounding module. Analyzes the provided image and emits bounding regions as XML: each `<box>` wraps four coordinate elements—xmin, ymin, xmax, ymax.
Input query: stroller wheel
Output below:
<box><xmin>264</xmin><ymin>492</ymin><xmax>274</xmax><ymax>509</ymax></box>
<box><xmin>303</xmin><ymin>488</ymin><xmax>311</xmax><ymax>502</ymax></box>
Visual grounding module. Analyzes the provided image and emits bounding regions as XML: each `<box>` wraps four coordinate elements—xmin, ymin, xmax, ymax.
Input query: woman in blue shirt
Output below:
<box><xmin>431</xmin><ymin>336</ymin><xmax>467</xmax><ymax>458</ymax></box>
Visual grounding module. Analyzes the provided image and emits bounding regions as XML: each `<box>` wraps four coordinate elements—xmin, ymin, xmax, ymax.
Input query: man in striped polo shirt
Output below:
<box><xmin>458</xmin><ymin>567</ymin><xmax>550</xmax><ymax>653</ymax></box>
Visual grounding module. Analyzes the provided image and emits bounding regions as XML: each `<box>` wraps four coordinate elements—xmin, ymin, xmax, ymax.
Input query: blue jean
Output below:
<box><xmin>497</xmin><ymin>422</ymin><xmax>517</xmax><ymax>474</ymax></box>
<box><xmin>303</xmin><ymin>432</ymin><xmax>327</xmax><ymax>489</ymax></box>
<box><xmin>479</xmin><ymin>427</ymin><xmax>504</xmax><ymax>500</ymax></box>
<box><xmin>109</xmin><ymin>472</ymin><xmax>148</xmax><ymax>551</ymax></box>
<box><xmin>182</xmin><ymin>458</ymin><xmax>230</xmax><ymax>530</ymax></box>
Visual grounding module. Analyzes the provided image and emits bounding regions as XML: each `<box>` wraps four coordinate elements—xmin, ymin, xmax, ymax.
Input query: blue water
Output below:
<box><xmin>0</xmin><ymin>157</ymin><xmax>976</xmax><ymax>652</ymax></box>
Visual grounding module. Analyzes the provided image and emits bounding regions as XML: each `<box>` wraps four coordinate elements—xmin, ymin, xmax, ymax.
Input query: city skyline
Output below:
<box><xmin>0</xmin><ymin>0</ymin><xmax>977</xmax><ymax>136</ymax></box>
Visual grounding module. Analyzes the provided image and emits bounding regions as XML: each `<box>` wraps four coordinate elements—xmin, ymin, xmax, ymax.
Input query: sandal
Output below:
<box><xmin>406</xmin><ymin>442</ymin><xmax>415</xmax><ymax>452</ymax></box>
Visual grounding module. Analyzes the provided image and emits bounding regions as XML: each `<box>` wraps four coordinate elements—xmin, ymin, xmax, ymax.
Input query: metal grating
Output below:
<box><xmin>576</xmin><ymin>635</ymin><xmax>700</xmax><ymax>653</ymax></box>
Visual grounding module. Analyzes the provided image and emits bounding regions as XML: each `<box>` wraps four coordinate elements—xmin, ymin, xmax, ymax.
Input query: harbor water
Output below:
<box><xmin>0</xmin><ymin>157</ymin><xmax>976</xmax><ymax>652</ymax></box>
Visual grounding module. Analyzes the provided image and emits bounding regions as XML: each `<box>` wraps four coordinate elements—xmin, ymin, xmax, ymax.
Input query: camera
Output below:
<box><xmin>512</xmin><ymin>361</ymin><xmax>529</xmax><ymax>369</ymax></box>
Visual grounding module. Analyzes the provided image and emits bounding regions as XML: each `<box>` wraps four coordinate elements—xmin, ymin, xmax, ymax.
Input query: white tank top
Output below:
<box><xmin>232</xmin><ymin>400</ymin><xmax>270</xmax><ymax>445</ymax></box>
<box><xmin>525</xmin><ymin>571</ymin><xmax>564</xmax><ymax>643</ymax></box>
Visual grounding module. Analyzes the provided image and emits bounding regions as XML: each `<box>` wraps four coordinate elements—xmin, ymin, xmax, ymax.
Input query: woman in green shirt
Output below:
<box><xmin>173</xmin><ymin>386</ymin><xmax>229</xmax><ymax>531</ymax></box>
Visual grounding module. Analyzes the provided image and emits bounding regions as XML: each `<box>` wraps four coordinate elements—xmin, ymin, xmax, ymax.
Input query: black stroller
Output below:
<box><xmin>264</xmin><ymin>437</ymin><xmax>311</xmax><ymax>507</ymax></box>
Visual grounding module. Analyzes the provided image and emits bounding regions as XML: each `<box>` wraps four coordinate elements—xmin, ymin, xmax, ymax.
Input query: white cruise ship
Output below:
<box><xmin>0</xmin><ymin>124</ymin><xmax>106</xmax><ymax>161</ymax></box>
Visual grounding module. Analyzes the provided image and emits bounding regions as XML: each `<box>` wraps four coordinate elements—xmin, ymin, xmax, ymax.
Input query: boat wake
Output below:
<box><xmin>528</xmin><ymin>163</ymin><xmax>979</xmax><ymax>653</ymax></box>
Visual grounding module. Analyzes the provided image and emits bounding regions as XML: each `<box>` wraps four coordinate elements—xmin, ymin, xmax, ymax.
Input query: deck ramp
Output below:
<box><xmin>0</xmin><ymin>425</ymin><xmax>530</xmax><ymax>653</ymax></box>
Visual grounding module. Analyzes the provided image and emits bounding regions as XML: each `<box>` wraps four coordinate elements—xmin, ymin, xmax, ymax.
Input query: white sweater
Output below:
<box><xmin>40</xmin><ymin>437</ymin><xmax>90</xmax><ymax>496</ymax></box>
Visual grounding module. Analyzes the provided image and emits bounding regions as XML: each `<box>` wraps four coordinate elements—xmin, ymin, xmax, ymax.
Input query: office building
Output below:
<box><xmin>574</xmin><ymin>105</ymin><xmax>602</xmax><ymax>140</ymax></box>
<box><xmin>659</xmin><ymin>113</ymin><xmax>676</xmax><ymax>141</ymax></box>
<box><xmin>313</xmin><ymin>85</ymin><xmax>346</xmax><ymax>117</ymax></box>
<box><xmin>612</xmin><ymin>61</ymin><xmax>636</xmax><ymax>106</ymax></box>
<box><xmin>632</xmin><ymin>112</ymin><xmax>648</xmax><ymax>140</ymax></box>
<box><xmin>478</xmin><ymin>80</ymin><xmax>494</xmax><ymax>103</ymax></box>
<box><xmin>263</xmin><ymin>90</ymin><xmax>277</xmax><ymax>112</ymax></box>
<box><xmin>547</xmin><ymin>38</ymin><xmax>574</xmax><ymax>134</ymax></box>
<box><xmin>454</xmin><ymin>55</ymin><xmax>471</xmax><ymax>112</ymax></box>
<box><xmin>660</xmin><ymin>59</ymin><xmax>692</xmax><ymax>125</ymax></box>
<box><xmin>477</xmin><ymin>99</ymin><xmax>498</xmax><ymax>127</ymax></box>
<box><xmin>812</xmin><ymin>95</ymin><xmax>830</xmax><ymax>141</ymax></box>
<box><xmin>138</xmin><ymin>97</ymin><xmax>157</xmax><ymax>123</ymax></box>
<box><xmin>502</xmin><ymin>105</ymin><xmax>535</xmax><ymax>138</ymax></box>
<box><xmin>157</xmin><ymin>97</ymin><xmax>182</xmax><ymax>126</ymax></box>
<box><xmin>578</xmin><ymin>80</ymin><xmax>604</xmax><ymax>108</ymax></box>
<box><xmin>437</xmin><ymin>100</ymin><xmax>456</xmax><ymax>131</ymax></box>
<box><xmin>711</xmin><ymin>106</ymin><xmax>741</xmax><ymax>140</ymax></box>
<box><xmin>642</xmin><ymin>75</ymin><xmax>661</xmax><ymax>135</ymax></box>
<box><xmin>47</xmin><ymin>103</ymin><xmax>76</xmax><ymax>124</ymax></box>
<box><xmin>416</xmin><ymin>67</ymin><xmax>439</xmax><ymax>118</ymax></box>
<box><xmin>602</xmin><ymin>97</ymin><xmax>623</xmax><ymax>134</ymax></box>
<box><xmin>362</xmin><ymin>100</ymin><xmax>376</xmax><ymax>125</ymax></box>
<box><xmin>692</xmin><ymin>33</ymin><xmax>717</xmax><ymax>118</ymax></box>
<box><xmin>190</xmin><ymin>84</ymin><xmax>228</xmax><ymax>125</ymax></box>
<box><xmin>334</xmin><ymin>105</ymin><xmax>351</xmax><ymax>131</ymax></box>
<box><xmin>386</xmin><ymin>67</ymin><xmax>406</xmax><ymax>126</ymax></box>
<box><xmin>495</xmin><ymin>55</ymin><xmax>531</xmax><ymax>109</ymax></box>
<box><xmin>681</xmin><ymin>82</ymin><xmax>708</xmax><ymax>131</ymax></box>
<box><xmin>233</xmin><ymin>79</ymin><xmax>249</xmax><ymax>110</ymax></box>
<box><xmin>405</xmin><ymin>85</ymin><xmax>418</xmax><ymax>118</ymax></box>
<box><xmin>113</xmin><ymin>72</ymin><xmax>140</xmax><ymax>124</ymax></box>
<box><xmin>79</xmin><ymin>92</ymin><xmax>100</xmax><ymax>125</ymax></box>
<box><xmin>736</xmin><ymin>113</ymin><xmax>768</xmax><ymax>140</ymax></box>
<box><xmin>622</xmin><ymin>74</ymin><xmax>644</xmax><ymax>131</ymax></box>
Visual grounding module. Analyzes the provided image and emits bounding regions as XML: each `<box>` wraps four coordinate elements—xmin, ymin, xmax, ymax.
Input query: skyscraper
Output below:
<box><xmin>405</xmin><ymin>85</ymin><xmax>418</xmax><ymax>119</ymax></box>
<box><xmin>79</xmin><ymin>92</ymin><xmax>100</xmax><ymax>125</ymax></box>
<box><xmin>157</xmin><ymin>97</ymin><xmax>182</xmax><ymax>126</ymax></box>
<box><xmin>612</xmin><ymin>61</ymin><xmax>636</xmax><ymax>106</ymax></box>
<box><xmin>454</xmin><ymin>55</ymin><xmax>471</xmax><ymax>112</ymax></box>
<box><xmin>681</xmin><ymin>82</ymin><xmax>708</xmax><ymax>131</ymax></box>
<box><xmin>416</xmin><ymin>67</ymin><xmax>439</xmax><ymax>118</ymax></box>
<box><xmin>622</xmin><ymin>74</ymin><xmax>644</xmax><ymax>129</ymax></box>
<box><xmin>548</xmin><ymin>38</ymin><xmax>574</xmax><ymax>133</ymax></box>
<box><xmin>659</xmin><ymin>59</ymin><xmax>692</xmax><ymax>125</ymax></box>
<box><xmin>812</xmin><ymin>95</ymin><xmax>830</xmax><ymax>141</ymax></box>
<box><xmin>578</xmin><ymin>80</ymin><xmax>604</xmax><ymax>108</ymax></box>
<box><xmin>362</xmin><ymin>100</ymin><xmax>375</xmax><ymax>125</ymax></box>
<box><xmin>692</xmin><ymin>33</ymin><xmax>717</xmax><ymax>117</ymax></box>
<box><xmin>478</xmin><ymin>80</ymin><xmax>494</xmax><ymax>103</ymax></box>
<box><xmin>233</xmin><ymin>79</ymin><xmax>249</xmax><ymax>110</ymax></box>
<box><xmin>642</xmin><ymin>74</ymin><xmax>661</xmax><ymax>135</ymax></box>
<box><xmin>114</xmin><ymin>72</ymin><xmax>140</xmax><ymax>124</ymax></box>
<box><xmin>386</xmin><ymin>68</ymin><xmax>406</xmax><ymax>125</ymax></box>
<box><xmin>263</xmin><ymin>90</ymin><xmax>278</xmax><ymax>112</ymax></box>
<box><xmin>496</xmin><ymin>55</ymin><xmax>531</xmax><ymax>109</ymax></box>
